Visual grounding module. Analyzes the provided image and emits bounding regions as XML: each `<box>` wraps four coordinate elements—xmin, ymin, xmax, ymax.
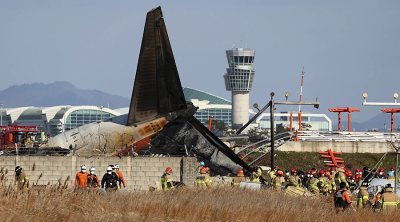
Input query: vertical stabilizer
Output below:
<box><xmin>127</xmin><ymin>6</ymin><xmax>187</xmax><ymax>126</ymax></box>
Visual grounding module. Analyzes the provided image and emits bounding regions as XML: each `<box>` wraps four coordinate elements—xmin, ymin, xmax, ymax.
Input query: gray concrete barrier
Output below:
<box><xmin>0</xmin><ymin>156</ymin><xmax>198</xmax><ymax>191</ymax></box>
<box><xmin>279</xmin><ymin>141</ymin><xmax>393</xmax><ymax>153</ymax></box>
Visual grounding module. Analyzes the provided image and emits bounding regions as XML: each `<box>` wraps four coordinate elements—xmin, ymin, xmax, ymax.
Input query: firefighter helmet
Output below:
<box><xmin>325</xmin><ymin>171</ymin><xmax>331</xmax><ymax>179</ymax></box>
<box><xmin>166</xmin><ymin>167</ymin><xmax>172</xmax><ymax>173</ymax></box>
<box><xmin>363</xmin><ymin>166</ymin><xmax>371</xmax><ymax>172</ymax></box>
<box><xmin>106</xmin><ymin>166</ymin><xmax>112</xmax><ymax>171</ymax></box>
<box><xmin>15</xmin><ymin>166</ymin><xmax>22</xmax><ymax>172</ymax></box>
<box><xmin>291</xmin><ymin>168</ymin><xmax>297</xmax><ymax>173</ymax></box>
<box><xmin>205</xmin><ymin>167</ymin><xmax>210</xmax><ymax>173</ymax></box>
<box><xmin>276</xmin><ymin>170</ymin><xmax>284</xmax><ymax>176</ymax></box>
<box><xmin>319</xmin><ymin>170</ymin><xmax>325</xmax><ymax>176</ymax></box>
<box><xmin>345</xmin><ymin>170</ymin><xmax>353</xmax><ymax>177</ymax></box>
<box><xmin>379</xmin><ymin>168</ymin><xmax>384</xmax><ymax>172</ymax></box>
<box><xmin>238</xmin><ymin>169</ymin><xmax>244</xmax><ymax>175</ymax></box>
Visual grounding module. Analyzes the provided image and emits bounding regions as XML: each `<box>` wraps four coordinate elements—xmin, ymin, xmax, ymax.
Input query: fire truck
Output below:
<box><xmin>0</xmin><ymin>125</ymin><xmax>44</xmax><ymax>153</ymax></box>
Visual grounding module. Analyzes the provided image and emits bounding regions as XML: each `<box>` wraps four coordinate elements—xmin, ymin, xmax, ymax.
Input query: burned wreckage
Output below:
<box><xmin>43</xmin><ymin>6</ymin><xmax>253</xmax><ymax>176</ymax></box>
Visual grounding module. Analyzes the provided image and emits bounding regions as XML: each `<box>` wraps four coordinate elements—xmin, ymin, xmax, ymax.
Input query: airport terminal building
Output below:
<box><xmin>0</xmin><ymin>88</ymin><xmax>331</xmax><ymax>135</ymax></box>
<box><xmin>183</xmin><ymin>87</ymin><xmax>234</xmax><ymax>128</ymax></box>
<box><xmin>1</xmin><ymin>106</ymin><xmax>120</xmax><ymax>137</ymax></box>
<box><xmin>0</xmin><ymin>87</ymin><xmax>240</xmax><ymax>135</ymax></box>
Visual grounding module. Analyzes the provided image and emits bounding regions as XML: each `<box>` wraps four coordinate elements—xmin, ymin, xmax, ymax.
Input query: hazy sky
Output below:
<box><xmin>1</xmin><ymin>1</ymin><xmax>399</xmax><ymax>124</ymax></box>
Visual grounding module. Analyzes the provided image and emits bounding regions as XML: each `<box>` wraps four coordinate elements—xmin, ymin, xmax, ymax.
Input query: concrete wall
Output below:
<box><xmin>0</xmin><ymin>156</ymin><xmax>198</xmax><ymax>191</ymax></box>
<box><xmin>279</xmin><ymin>141</ymin><xmax>393</xmax><ymax>153</ymax></box>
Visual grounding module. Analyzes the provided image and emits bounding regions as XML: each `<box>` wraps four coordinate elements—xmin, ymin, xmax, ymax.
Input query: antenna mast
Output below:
<box><xmin>299</xmin><ymin>67</ymin><xmax>305</xmax><ymax>112</ymax></box>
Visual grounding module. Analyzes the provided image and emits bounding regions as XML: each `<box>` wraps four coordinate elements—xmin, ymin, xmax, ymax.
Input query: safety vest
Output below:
<box><xmin>269</xmin><ymin>171</ymin><xmax>276</xmax><ymax>180</ymax></box>
<box><xmin>16</xmin><ymin>173</ymin><xmax>27</xmax><ymax>183</ymax></box>
<box><xmin>379</xmin><ymin>200</ymin><xmax>400</xmax><ymax>211</ymax></box>
<box><xmin>311</xmin><ymin>179</ymin><xmax>320</xmax><ymax>190</ymax></box>
<box><xmin>357</xmin><ymin>196</ymin><xmax>369</xmax><ymax>208</ymax></box>
<box><xmin>232</xmin><ymin>175</ymin><xmax>245</xmax><ymax>186</ymax></box>
<box><xmin>195</xmin><ymin>175</ymin><xmax>207</xmax><ymax>189</ymax></box>
<box><xmin>161</xmin><ymin>174</ymin><xmax>174</xmax><ymax>191</ymax></box>
<box><xmin>205</xmin><ymin>174</ymin><xmax>213</xmax><ymax>187</ymax></box>
<box><xmin>251</xmin><ymin>171</ymin><xmax>261</xmax><ymax>182</ymax></box>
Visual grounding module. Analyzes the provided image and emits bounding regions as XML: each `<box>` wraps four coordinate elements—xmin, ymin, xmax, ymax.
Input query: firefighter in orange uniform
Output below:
<box><xmin>75</xmin><ymin>165</ymin><xmax>89</xmax><ymax>189</ymax></box>
<box><xmin>87</xmin><ymin>166</ymin><xmax>101</xmax><ymax>191</ymax></box>
<box><xmin>334</xmin><ymin>182</ymin><xmax>352</xmax><ymax>213</ymax></box>
<box><xmin>115</xmin><ymin>164</ymin><xmax>127</xmax><ymax>191</ymax></box>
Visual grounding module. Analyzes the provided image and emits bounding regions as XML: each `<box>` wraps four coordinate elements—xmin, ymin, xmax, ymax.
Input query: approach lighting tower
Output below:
<box><xmin>224</xmin><ymin>48</ymin><xmax>256</xmax><ymax>126</ymax></box>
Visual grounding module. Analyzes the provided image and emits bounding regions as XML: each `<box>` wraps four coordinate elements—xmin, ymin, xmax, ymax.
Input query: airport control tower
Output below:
<box><xmin>223</xmin><ymin>48</ymin><xmax>256</xmax><ymax>126</ymax></box>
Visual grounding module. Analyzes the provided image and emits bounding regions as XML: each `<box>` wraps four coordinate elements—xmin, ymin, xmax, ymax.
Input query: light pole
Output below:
<box><xmin>362</xmin><ymin>92</ymin><xmax>400</xmax><ymax>193</ymax></box>
<box><xmin>0</xmin><ymin>103</ymin><xmax>3</xmax><ymax>127</ymax></box>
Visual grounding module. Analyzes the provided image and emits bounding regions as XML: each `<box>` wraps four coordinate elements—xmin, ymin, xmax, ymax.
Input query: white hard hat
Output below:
<box><xmin>81</xmin><ymin>165</ymin><xmax>87</xmax><ymax>170</ymax></box>
<box><xmin>106</xmin><ymin>166</ymin><xmax>112</xmax><ymax>171</ymax></box>
<box><xmin>115</xmin><ymin>164</ymin><xmax>119</xmax><ymax>169</ymax></box>
<box><xmin>90</xmin><ymin>167</ymin><xmax>95</xmax><ymax>171</ymax></box>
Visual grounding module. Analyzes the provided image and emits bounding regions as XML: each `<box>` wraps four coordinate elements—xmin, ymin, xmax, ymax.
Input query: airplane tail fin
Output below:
<box><xmin>127</xmin><ymin>6</ymin><xmax>187</xmax><ymax>126</ymax></box>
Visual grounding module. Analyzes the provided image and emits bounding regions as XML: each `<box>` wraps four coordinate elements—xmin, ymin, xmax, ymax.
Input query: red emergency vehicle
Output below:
<box><xmin>0</xmin><ymin>125</ymin><xmax>42</xmax><ymax>152</ymax></box>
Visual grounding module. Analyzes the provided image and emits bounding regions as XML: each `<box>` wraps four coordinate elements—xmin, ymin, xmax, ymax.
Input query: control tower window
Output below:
<box><xmin>234</xmin><ymin>56</ymin><xmax>238</xmax><ymax>63</ymax></box>
<box><xmin>239</xmin><ymin>56</ymin><xmax>244</xmax><ymax>63</ymax></box>
<box><xmin>244</xmin><ymin>56</ymin><xmax>249</xmax><ymax>63</ymax></box>
<box><xmin>249</xmin><ymin>56</ymin><xmax>254</xmax><ymax>63</ymax></box>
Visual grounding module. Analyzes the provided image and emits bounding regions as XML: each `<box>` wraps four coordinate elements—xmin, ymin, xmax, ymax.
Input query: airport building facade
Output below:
<box><xmin>1</xmin><ymin>106</ymin><xmax>120</xmax><ymax>137</ymax></box>
<box><xmin>183</xmin><ymin>87</ymin><xmax>233</xmax><ymax>128</ymax></box>
<box><xmin>256</xmin><ymin>111</ymin><xmax>332</xmax><ymax>131</ymax></box>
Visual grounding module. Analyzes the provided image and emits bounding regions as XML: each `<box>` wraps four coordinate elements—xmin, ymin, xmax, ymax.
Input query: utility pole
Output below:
<box><xmin>237</xmin><ymin>92</ymin><xmax>319</xmax><ymax>169</ymax></box>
